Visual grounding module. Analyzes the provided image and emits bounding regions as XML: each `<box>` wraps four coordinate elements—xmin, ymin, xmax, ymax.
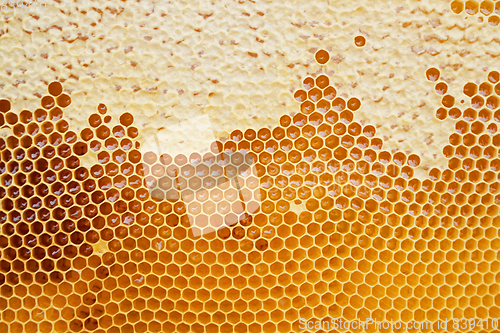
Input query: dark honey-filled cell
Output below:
<box><xmin>48</xmin><ymin>82</ymin><xmax>63</xmax><ymax>97</ymax></box>
<box><xmin>435</xmin><ymin>82</ymin><xmax>448</xmax><ymax>95</ymax></box>
<box><xmin>314</xmin><ymin>49</ymin><xmax>330</xmax><ymax>65</ymax></box>
<box><xmin>0</xmin><ymin>99</ymin><xmax>11</xmax><ymax>112</ymax></box>
<box><xmin>316</xmin><ymin>75</ymin><xmax>329</xmax><ymax>89</ymax></box>
<box><xmin>97</xmin><ymin>103</ymin><xmax>107</xmax><ymax>114</ymax></box>
<box><xmin>19</xmin><ymin>110</ymin><xmax>32</xmax><ymax>124</ymax></box>
<box><xmin>57</xmin><ymin>94</ymin><xmax>71</xmax><ymax>108</ymax></box>
<box><xmin>5</xmin><ymin>112</ymin><xmax>18</xmax><ymax>125</ymax></box>
<box><xmin>347</xmin><ymin>98</ymin><xmax>361</xmax><ymax>111</ymax></box>
<box><xmin>464</xmin><ymin>82</ymin><xmax>477</xmax><ymax>97</ymax></box>
<box><xmin>451</xmin><ymin>0</ymin><xmax>464</xmax><ymax>13</ymax></box>
<box><xmin>41</xmin><ymin>96</ymin><xmax>55</xmax><ymax>109</ymax></box>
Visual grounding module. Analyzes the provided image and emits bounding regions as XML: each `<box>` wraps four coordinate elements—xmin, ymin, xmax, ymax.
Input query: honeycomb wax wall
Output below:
<box><xmin>1</xmin><ymin>0</ymin><xmax>500</xmax><ymax>333</ymax></box>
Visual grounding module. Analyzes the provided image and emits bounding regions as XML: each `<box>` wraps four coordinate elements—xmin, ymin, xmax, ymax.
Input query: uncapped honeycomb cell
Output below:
<box><xmin>354</xmin><ymin>36</ymin><xmax>366</xmax><ymax>47</ymax></box>
<box><xmin>314</xmin><ymin>49</ymin><xmax>330</xmax><ymax>65</ymax></box>
<box><xmin>2</xmin><ymin>39</ymin><xmax>500</xmax><ymax>333</ymax></box>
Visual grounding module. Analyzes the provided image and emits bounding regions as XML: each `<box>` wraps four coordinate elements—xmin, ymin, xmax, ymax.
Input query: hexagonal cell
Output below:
<box><xmin>465</xmin><ymin>0</ymin><xmax>479</xmax><ymax>14</ymax></box>
<box><xmin>442</xmin><ymin>95</ymin><xmax>455</xmax><ymax>108</ymax></box>
<box><xmin>456</xmin><ymin>120</ymin><xmax>470</xmax><ymax>134</ymax></box>
<box><xmin>436</xmin><ymin>107</ymin><xmax>447</xmax><ymax>120</ymax></box>
<box><xmin>41</xmin><ymin>96</ymin><xmax>55</xmax><ymax>109</ymax></box>
<box><xmin>479</xmin><ymin>82</ymin><xmax>493</xmax><ymax>96</ymax></box>
<box><xmin>0</xmin><ymin>99</ymin><xmax>11</xmax><ymax>113</ymax></box>
<box><xmin>488</xmin><ymin>71</ymin><xmax>500</xmax><ymax>84</ymax></box>
<box><xmin>463</xmin><ymin>133</ymin><xmax>476</xmax><ymax>146</ymax></box>
<box><xmin>451</xmin><ymin>0</ymin><xmax>465</xmax><ymax>13</ymax></box>
<box><xmin>426</xmin><ymin>68</ymin><xmax>440</xmax><ymax>82</ymax></box>
<box><xmin>314</xmin><ymin>99</ymin><xmax>330</xmax><ymax>114</ymax></box>
<box><xmin>471</xmin><ymin>95</ymin><xmax>484</xmax><ymax>109</ymax></box>
<box><xmin>480</xmin><ymin>0</ymin><xmax>494</xmax><ymax>15</ymax></box>
<box><xmin>354</xmin><ymin>36</ymin><xmax>366</xmax><ymax>47</ymax></box>
<box><xmin>314</xmin><ymin>49</ymin><xmax>330</xmax><ymax>65</ymax></box>
<box><xmin>435</xmin><ymin>82</ymin><xmax>448</xmax><ymax>95</ymax></box>
<box><xmin>323</xmin><ymin>86</ymin><xmax>336</xmax><ymax>100</ymax></box>
<box><xmin>308</xmin><ymin>88</ymin><xmax>322</xmax><ymax>103</ymax></box>
<box><xmin>300</xmin><ymin>101</ymin><xmax>315</xmax><ymax>115</ymax></box>
<box><xmin>486</xmin><ymin>95</ymin><xmax>499</xmax><ymax>110</ymax></box>
<box><xmin>315</xmin><ymin>75</ymin><xmax>329</xmax><ymax>89</ymax></box>
<box><xmin>293</xmin><ymin>90</ymin><xmax>307</xmax><ymax>102</ymax></box>
<box><xmin>448</xmin><ymin>107</ymin><xmax>462</xmax><ymax>119</ymax></box>
<box><xmin>464</xmin><ymin>82</ymin><xmax>478</xmax><ymax>97</ymax></box>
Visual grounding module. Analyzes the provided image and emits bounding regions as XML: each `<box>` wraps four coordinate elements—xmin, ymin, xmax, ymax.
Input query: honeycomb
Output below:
<box><xmin>0</xmin><ymin>46</ymin><xmax>500</xmax><ymax>332</ymax></box>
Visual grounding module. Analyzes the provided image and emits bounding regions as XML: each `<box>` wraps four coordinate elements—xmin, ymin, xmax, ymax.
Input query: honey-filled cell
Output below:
<box><xmin>314</xmin><ymin>50</ymin><xmax>330</xmax><ymax>65</ymax></box>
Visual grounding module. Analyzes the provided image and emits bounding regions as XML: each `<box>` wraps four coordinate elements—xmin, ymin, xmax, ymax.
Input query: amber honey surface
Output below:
<box><xmin>2</xmin><ymin>0</ymin><xmax>500</xmax><ymax>332</ymax></box>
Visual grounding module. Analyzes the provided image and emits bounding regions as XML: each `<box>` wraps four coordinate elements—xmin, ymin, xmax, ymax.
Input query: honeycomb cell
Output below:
<box><xmin>41</xmin><ymin>96</ymin><xmax>55</xmax><ymax>109</ymax></box>
<box><xmin>471</xmin><ymin>95</ymin><xmax>484</xmax><ymax>109</ymax></box>
<box><xmin>488</xmin><ymin>71</ymin><xmax>499</xmax><ymax>84</ymax></box>
<box><xmin>19</xmin><ymin>110</ymin><xmax>32</xmax><ymax>124</ymax></box>
<box><xmin>465</xmin><ymin>0</ymin><xmax>479</xmax><ymax>14</ymax></box>
<box><xmin>48</xmin><ymin>82</ymin><xmax>63</xmax><ymax>97</ymax></box>
<box><xmin>436</xmin><ymin>107</ymin><xmax>447</xmax><ymax>120</ymax></box>
<box><xmin>451</xmin><ymin>0</ymin><xmax>464</xmax><ymax>13</ymax></box>
<box><xmin>119</xmin><ymin>113</ymin><xmax>134</xmax><ymax>127</ymax></box>
<box><xmin>315</xmin><ymin>75</ymin><xmax>329</xmax><ymax>89</ymax></box>
<box><xmin>479</xmin><ymin>82</ymin><xmax>492</xmax><ymax>97</ymax></box>
<box><xmin>489</xmin><ymin>15</ymin><xmax>500</xmax><ymax>26</ymax></box>
<box><xmin>0</xmin><ymin>99</ymin><xmax>10</xmax><ymax>113</ymax></box>
<box><xmin>314</xmin><ymin>49</ymin><xmax>329</xmax><ymax>65</ymax></box>
<box><xmin>5</xmin><ymin>112</ymin><xmax>18</xmax><ymax>125</ymax></box>
<box><xmin>480</xmin><ymin>0</ymin><xmax>494</xmax><ymax>15</ymax></box>
<box><xmin>442</xmin><ymin>95</ymin><xmax>455</xmax><ymax>108</ymax></box>
<box><xmin>435</xmin><ymin>82</ymin><xmax>448</xmax><ymax>95</ymax></box>
<box><xmin>464</xmin><ymin>82</ymin><xmax>477</xmax><ymax>97</ymax></box>
<box><xmin>426</xmin><ymin>68</ymin><xmax>440</xmax><ymax>82</ymax></box>
<box><xmin>354</xmin><ymin>36</ymin><xmax>366</xmax><ymax>47</ymax></box>
<box><xmin>347</xmin><ymin>98</ymin><xmax>361</xmax><ymax>111</ymax></box>
<box><xmin>88</xmin><ymin>114</ymin><xmax>102</xmax><ymax>128</ymax></box>
<box><xmin>323</xmin><ymin>86</ymin><xmax>336</xmax><ymax>100</ymax></box>
<box><xmin>308</xmin><ymin>88</ymin><xmax>322</xmax><ymax>103</ymax></box>
<box><xmin>486</xmin><ymin>96</ymin><xmax>499</xmax><ymax>110</ymax></box>
<box><xmin>293</xmin><ymin>90</ymin><xmax>306</xmax><ymax>103</ymax></box>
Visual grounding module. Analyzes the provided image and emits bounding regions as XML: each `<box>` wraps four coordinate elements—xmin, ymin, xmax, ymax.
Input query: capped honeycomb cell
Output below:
<box><xmin>314</xmin><ymin>49</ymin><xmax>329</xmax><ymax>65</ymax></box>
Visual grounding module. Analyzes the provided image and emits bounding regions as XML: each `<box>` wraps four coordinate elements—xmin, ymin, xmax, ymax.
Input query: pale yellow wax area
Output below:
<box><xmin>0</xmin><ymin>0</ymin><xmax>495</xmax><ymax>180</ymax></box>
